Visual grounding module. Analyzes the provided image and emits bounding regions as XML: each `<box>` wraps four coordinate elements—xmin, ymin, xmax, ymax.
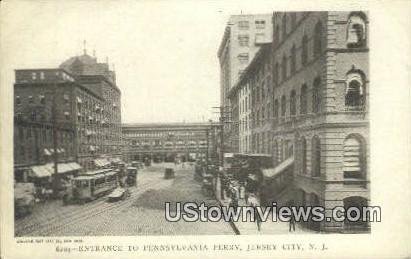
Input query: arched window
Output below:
<box><xmin>343</xmin><ymin>196</ymin><xmax>369</xmax><ymax>230</ymax></box>
<box><xmin>290</xmin><ymin>44</ymin><xmax>296</xmax><ymax>74</ymax></box>
<box><xmin>300</xmin><ymin>137</ymin><xmax>307</xmax><ymax>174</ymax></box>
<box><xmin>274</xmin><ymin>62</ymin><xmax>279</xmax><ymax>86</ymax></box>
<box><xmin>345</xmin><ymin>71</ymin><xmax>365</xmax><ymax>110</ymax></box>
<box><xmin>291</xmin><ymin>13</ymin><xmax>297</xmax><ymax>30</ymax></box>
<box><xmin>312</xmin><ymin>77</ymin><xmax>321</xmax><ymax>113</ymax></box>
<box><xmin>273</xmin><ymin>139</ymin><xmax>279</xmax><ymax>165</ymax></box>
<box><xmin>31</xmin><ymin>111</ymin><xmax>37</xmax><ymax>121</ymax></box>
<box><xmin>301</xmin><ymin>35</ymin><xmax>308</xmax><ymax>65</ymax></box>
<box><xmin>290</xmin><ymin>90</ymin><xmax>297</xmax><ymax>116</ymax></box>
<box><xmin>274</xmin><ymin>99</ymin><xmax>279</xmax><ymax>119</ymax></box>
<box><xmin>343</xmin><ymin>135</ymin><xmax>366</xmax><ymax>179</ymax></box>
<box><xmin>300</xmin><ymin>84</ymin><xmax>308</xmax><ymax>114</ymax></box>
<box><xmin>314</xmin><ymin>21</ymin><xmax>323</xmax><ymax>57</ymax></box>
<box><xmin>282</xmin><ymin>14</ymin><xmax>287</xmax><ymax>40</ymax></box>
<box><xmin>281</xmin><ymin>95</ymin><xmax>286</xmax><ymax>117</ymax></box>
<box><xmin>275</xmin><ymin>25</ymin><xmax>280</xmax><ymax>46</ymax></box>
<box><xmin>311</xmin><ymin>135</ymin><xmax>321</xmax><ymax>177</ymax></box>
<box><xmin>347</xmin><ymin>12</ymin><xmax>367</xmax><ymax>48</ymax></box>
<box><xmin>282</xmin><ymin>54</ymin><xmax>287</xmax><ymax>82</ymax></box>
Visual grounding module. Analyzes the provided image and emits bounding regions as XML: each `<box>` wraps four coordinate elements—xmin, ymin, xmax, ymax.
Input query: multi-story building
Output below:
<box><xmin>14</xmin><ymin>68</ymin><xmax>101</xmax><ymax>179</ymax></box>
<box><xmin>14</xmin><ymin>51</ymin><xmax>123</xmax><ymax>178</ymax></box>
<box><xmin>122</xmin><ymin>123</ymin><xmax>216</xmax><ymax>162</ymax></box>
<box><xmin>229</xmin><ymin>43</ymin><xmax>272</xmax><ymax>154</ymax></box>
<box><xmin>218</xmin><ymin>14</ymin><xmax>273</xmax><ymax>152</ymax></box>
<box><xmin>60</xmin><ymin>52</ymin><xmax>123</xmax><ymax>168</ymax></box>
<box><xmin>227</xmin><ymin>11</ymin><xmax>369</xmax><ymax>232</ymax></box>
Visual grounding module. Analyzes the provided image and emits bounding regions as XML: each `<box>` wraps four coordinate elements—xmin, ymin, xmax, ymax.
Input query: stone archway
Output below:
<box><xmin>343</xmin><ymin>196</ymin><xmax>369</xmax><ymax>231</ymax></box>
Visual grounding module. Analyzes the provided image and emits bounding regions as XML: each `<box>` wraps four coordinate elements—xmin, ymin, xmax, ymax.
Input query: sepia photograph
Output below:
<box><xmin>11</xmin><ymin>8</ymin><xmax>370</xmax><ymax>237</ymax></box>
<box><xmin>1</xmin><ymin>0</ymin><xmax>410</xmax><ymax>258</ymax></box>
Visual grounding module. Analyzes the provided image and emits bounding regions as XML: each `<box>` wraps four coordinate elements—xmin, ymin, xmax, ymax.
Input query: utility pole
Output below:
<box><xmin>219</xmin><ymin>106</ymin><xmax>224</xmax><ymax>167</ymax></box>
<box><xmin>212</xmin><ymin>106</ymin><xmax>231</xmax><ymax>167</ymax></box>
<box><xmin>52</xmin><ymin>83</ymin><xmax>60</xmax><ymax>197</ymax></box>
<box><xmin>205</xmin><ymin>128</ymin><xmax>209</xmax><ymax>168</ymax></box>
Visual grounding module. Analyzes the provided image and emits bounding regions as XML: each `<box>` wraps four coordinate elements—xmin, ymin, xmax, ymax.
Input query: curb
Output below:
<box><xmin>216</xmin><ymin>196</ymin><xmax>240</xmax><ymax>235</ymax></box>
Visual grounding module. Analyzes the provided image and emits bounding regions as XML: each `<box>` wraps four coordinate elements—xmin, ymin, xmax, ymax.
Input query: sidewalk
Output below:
<box><xmin>218</xmin><ymin>197</ymin><xmax>308</xmax><ymax>235</ymax></box>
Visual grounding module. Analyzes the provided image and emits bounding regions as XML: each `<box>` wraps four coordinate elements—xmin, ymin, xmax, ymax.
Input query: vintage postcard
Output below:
<box><xmin>0</xmin><ymin>0</ymin><xmax>410</xmax><ymax>258</ymax></box>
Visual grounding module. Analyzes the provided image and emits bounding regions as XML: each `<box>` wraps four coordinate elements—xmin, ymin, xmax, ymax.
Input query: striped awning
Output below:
<box><xmin>110</xmin><ymin>157</ymin><xmax>122</xmax><ymax>163</ymax></box>
<box><xmin>94</xmin><ymin>158</ymin><xmax>111</xmax><ymax>167</ymax></box>
<box><xmin>44</xmin><ymin>149</ymin><xmax>52</xmax><ymax>156</ymax></box>
<box><xmin>30</xmin><ymin>162</ymin><xmax>82</xmax><ymax>178</ymax></box>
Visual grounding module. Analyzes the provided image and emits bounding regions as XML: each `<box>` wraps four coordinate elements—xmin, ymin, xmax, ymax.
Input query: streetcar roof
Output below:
<box><xmin>73</xmin><ymin>176</ymin><xmax>93</xmax><ymax>181</ymax></box>
<box><xmin>79</xmin><ymin>168</ymin><xmax>113</xmax><ymax>176</ymax></box>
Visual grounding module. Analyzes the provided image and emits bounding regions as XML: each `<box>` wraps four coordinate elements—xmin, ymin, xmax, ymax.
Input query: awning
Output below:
<box><xmin>262</xmin><ymin>157</ymin><xmax>294</xmax><ymax>179</ymax></box>
<box><xmin>224</xmin><ymin>153</ymin><xmax>235</xmax><ymax>158</ymax></box>
<box><xmin>44</xmin><ymin>149</ymin><xmax>51</xmax><ymax>156</ymax></box>
<box><xmin>110</xmin><ymin>157</ymin><xmax>122</xmax><ymax>163</ymax></box>
<box><xmin>30</xmin><ymin>162</ymin><xmax>82</xmax><ymax>178</ymax></box>
<box><xmin>76</xmin><ymin>97</ymin><xmax>82</xmax><ymax>104</ymax></box>
<box><xmin>94</xmin><ymin>158</ymin><xmax>111</xmax><ymax>167</ymax></box>
<box><xmin>89</xmin><ymin>145</ymin><xmax>96</xmax><ymax>151</ymax></box>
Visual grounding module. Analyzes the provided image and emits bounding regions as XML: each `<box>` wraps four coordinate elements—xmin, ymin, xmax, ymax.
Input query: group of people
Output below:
<box><xmin>221</xmin><ymin>173</ymin><xmax>264</xmax><ymax>231</ymax></box>
<box><xmin>220</xmin><ymin>165</ymin><xmax>297</xmax><ymax>233</ymax></box>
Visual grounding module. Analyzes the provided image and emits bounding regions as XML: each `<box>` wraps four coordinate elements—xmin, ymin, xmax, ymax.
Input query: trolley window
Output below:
<box><xmin>95</xmin><ymin>176</ymin><xmax>106</xmax><ymax>185</ymax></box>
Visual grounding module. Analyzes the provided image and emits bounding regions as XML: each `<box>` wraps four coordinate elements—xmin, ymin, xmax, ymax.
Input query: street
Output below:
<box><xmin>15</xmin><ymin>163</ymin><xmax>234</xmax><ymax>236</ymax></box>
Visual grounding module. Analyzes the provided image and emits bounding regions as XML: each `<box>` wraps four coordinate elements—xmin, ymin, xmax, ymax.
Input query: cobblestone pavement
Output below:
<box><xmin>15</xmin><ymin>163</ymin><xmax>234</xmax><ymax>236</ymax></box>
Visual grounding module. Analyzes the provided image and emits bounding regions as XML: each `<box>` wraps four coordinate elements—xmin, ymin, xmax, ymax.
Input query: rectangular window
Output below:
<box><xmin>255</xmin><ymin>20</ymin><xmax>266</xmax><ymax>29</ymax></box>
<box><xmin>63</xmin><ymin>94</ymin><xmax>70</xmax><ymax>104</ymax></box>
<box><xmin>31</xmin><ymin>72</ymin><xmax>37</xmax><ymax>80</ymax></box>
<box><xmin>39</xmin><ymin>95</ymin><xmax>45</xmax><ymax>104</ymax></box>
<box><xmin>40</xmin><ymin>72</ymin><xmax>45</xmax><ymax>80</ymax></box>
<box><xmin>238</xmin><ymin>53</ymin><xmax>249</xmax><ymax>63</ymax></box>
<box><xmin>64</xmin><ymin>111</ymin><xmax>70</xmax><ymax>120</ymax></box>
<box><xmin>238</xmin><ymin>34</ymin><xmax>249</xmax><ymax>46</ymax></box>
<box><xmin>238</xmin><ymin>21</ymin><xmax>249</xmax><ymax>30</ymax></box>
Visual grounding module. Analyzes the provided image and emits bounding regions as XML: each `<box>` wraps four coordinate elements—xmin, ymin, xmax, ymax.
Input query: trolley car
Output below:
<box><xmin>68</xmin><ymin>169</ymin><xmax>120</xmax><ymax>203</ymax></box>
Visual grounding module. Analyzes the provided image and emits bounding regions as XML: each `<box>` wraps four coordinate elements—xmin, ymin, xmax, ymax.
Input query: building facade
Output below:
<box><xmin>122</xmin><ymin>123</ymin><xmax>216</xmax><ymax>162</ymax></box>
<box><xmin>218</xmin><ymin>14</ymin><xmax>273</xmax><ymax>153</ymax></box>
<box><xmin>227</xmin><ymin>11</ymin><xmax>369</xmax><ymax>232</ymax></box>
<box><xmin>14</xmin><ymin>51</ymin><xmax>123</xmax><ymax>177</ymax></box>
<box><xmin>59</xmin><ymin>52</ymin><xmax>123</xmax><ymax>169</ymax></box>
<box><xmin>14</xmin><ymin>68</ymin><xmax>103</xmax><ymax>179</ymax></box>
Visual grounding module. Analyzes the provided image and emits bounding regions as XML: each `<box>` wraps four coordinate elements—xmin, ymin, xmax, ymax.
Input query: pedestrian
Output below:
<box><xmin>248</xmin><ymin>193</ymin><xmax>261</xmax><ymax>231</ymax></box>
<box><xmin>245</xmin><ymin>188</ymin><xmax>249</xmax><ymax>204</ymax></box>
<box><xmin>288</xmin><ymin>200</ymin><xmax>296</xmax><ymax>232</ymax></box>
<box><xmin>229</xmin><ymin>184</ymin><xmax>239</xmax><ymax>208</ymax></box>
<box><xmin>289</xmin><ymin>214</ymin><xmax>296</xmax><ymax>232</ymax></box>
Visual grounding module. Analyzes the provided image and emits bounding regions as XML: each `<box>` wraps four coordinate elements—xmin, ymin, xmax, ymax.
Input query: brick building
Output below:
<box><xmin>14</xmin><ymin>51</ymin><xmax>123</xmax><ymax>179</ymax></box>
<box><xmin>14</xmin><ymin>68</ymin><xmax>100</xmax><ymax>180</ymax></box>
<box><xmin>227</xmin><ymin>11</ymin><xmax>369</xmax><ymax>232</ymax></box>
<box><xmin>59</xmin><ymin>52</ymin><xmax>123</xmax><ymax>169</ymax></box>
<box><xmin>122</xmin><ymin>123</ymin><xmax>216</xmax><ymax>163</ymax></box>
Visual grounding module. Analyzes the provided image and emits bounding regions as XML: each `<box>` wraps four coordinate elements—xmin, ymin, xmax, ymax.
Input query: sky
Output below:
<box><xmin>0</xmin><ymin>0</ymin><xmax>287</xmax><ymax>123</ymax></box>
